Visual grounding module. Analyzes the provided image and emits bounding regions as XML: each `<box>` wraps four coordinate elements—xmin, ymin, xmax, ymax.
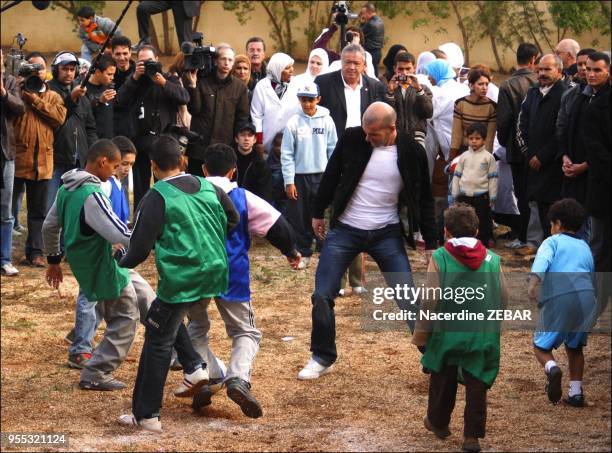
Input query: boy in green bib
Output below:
<box><xmin>116</xmin><ymin>136</ymin><xmax>239</xmax><ymax>433</ymax></box>
<box><xmin>413</xmin><ymin>203</ymin><xmax>508</xmax><ymax>453</ymax></box>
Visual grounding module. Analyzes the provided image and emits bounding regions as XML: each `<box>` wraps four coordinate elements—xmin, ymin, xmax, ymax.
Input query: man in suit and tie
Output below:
<box><xmin>137</xmin><ymin>1</ymin><xmax>201</xmax><ymax>47</ymax></box>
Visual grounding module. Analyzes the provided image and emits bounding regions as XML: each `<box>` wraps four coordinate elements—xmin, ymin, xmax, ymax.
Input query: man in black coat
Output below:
<box><xmin>314</xmin><ymin>44</ymin><xmax>386</xmax><ymax>138</ymax></box>
<box><xmin>359</xmin><ymin>3</ymin><xmax>384</xmax><ymax>77</ymax></box>
<box><xmin>137</xmin><ymin>0</ymin><xmax>200</xmax><ymax>46</ymax></box>
<box><xmin>297</xmin><ymin>102</ymin><xmax>436</xmax><ymax>380</ymax></box>
<box><xmin>517</xmin><ymin>54</ymin><xmax>568</xmax><ymax>240</ymax></box>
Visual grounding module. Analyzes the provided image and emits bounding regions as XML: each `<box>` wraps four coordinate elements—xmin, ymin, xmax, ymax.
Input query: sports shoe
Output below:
<box><xmin>80</xmin><ymin>377</ymin><xmax>127</xmax><ymax>391</ymax></box>
<box><xmin>515</xmin><ymin>245</ymin><xmax>538</xmax><ymax>256</ymax></box>
<box><xmin>67</xmin><ymin>352</ymin><xmax>91</xmax><ymax>369</ymax></box>
<box><xmin>504</xmin><ymin>238</ymin><xmax>525</xmax><ymax>249</ymax></box>
<box><xmin>462</xmin><ymin>437</ymin><xmax>481</xmax><ymax>452</ymax></box>
<box><xmin>423</xmin><ymin>416</ymin><xmax>451</xmax><ymax>439</ymax></box>
<box><xmin>117</xmin><ymin>413</ymin><xmax>162</xmax><ymax>433</ymax></box>
<box><xmin>1</xmin><ymin>263</ymin><xmax>19</xmax><ymax>276</ymax></box>
<box><xmin>23</xmin><ymin>256</ymin><xmax>46</xmax><ymax>267</ymax></box>
<box><xmin>338</xmin><ymin>289</ymin><xmax>346</xmax><ymax>297</ymax></box>
<box><xmin>226</xmin><ymin>377</ymin><xmax>263</xmax><ymax>418</ymax></box>
<box><xmin>545</xmin><ymin>366</ymin><xmax>563</xmax><ymax>404</ymax></box>
<box><xmin>352</xmin><ymin>286</ymin><xmax>367</xmax><ymax>295</ymax></box>
<box><xmin>13</xmin><ymin>224</ymin><xmax>26</xmax><ymax>234</ymax></box>
<box><xmin>192</xmin><ymin>378</ymin><xmax>225</xmax><ymax>411</ymax></box>
<box><xmin>296</xmin><ymin>256</ymin><xmax>311</xmax><ymax>270</ymax></box>
<box><xmin>64</xmin><ymin>329</ymin><xmax>75</xmax><ymax>345</ymax></box>
<box><xmin>174</xmin><ymin>367</ymin><xmax>209</xmax><ymax>397</ymax></box>
<box><xmin>297</xmin><ymin>357</ymin><xmax>334</xmax><ymax>380</ymax></box>
<box><xmin>564</xmin><ymin>392</ymin><xmax>585</xmax><ymax>407</ymax></box>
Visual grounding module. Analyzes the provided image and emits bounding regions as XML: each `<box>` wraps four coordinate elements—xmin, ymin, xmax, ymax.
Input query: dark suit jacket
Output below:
<box><xmin>314</xmin><ymin>70</ymin><xmax>386</xmax><ymax>136</ymax></box>
<box><xmin>182</xmin><ymin>1</ymin><xmax>201</xmax><ymax>17</ymax></box>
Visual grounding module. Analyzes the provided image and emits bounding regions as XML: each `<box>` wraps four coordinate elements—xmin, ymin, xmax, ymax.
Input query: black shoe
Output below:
<box><xmin>226</xmin><ymin>378</ymin><xmax>263</xmax><ymax>418</ymax></box>
<box><xmin>545</xmin><ymin>366</ymin><xmax>563</xmax><ymax>404</ymax></box>
<box><xmin>564</xmin><ymin>393</ymin><xmax>585</xmax><ymax>407</ymax></box>
<box><xmin>423</xmin><ymin>416</ymin><xmax>451</xmax><ymax>439</ymax></box>
<box><xmin>462</xmin><ymin>437</ymin><xmax>481</xmax><ymax>452</ymax></box>
<box><xmin>79</xmin><ymin>378</ymin><xmax>126</xmax><ymax>391</ymax></box>
<box><xmin>192</xmin><ymin>378</ymin><xmax>226</xmax><ymax>412</ymax></box>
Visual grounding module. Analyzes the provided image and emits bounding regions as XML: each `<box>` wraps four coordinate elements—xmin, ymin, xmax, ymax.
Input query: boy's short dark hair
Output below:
<box><xmin>516</xmin><ymin>43</ymin><xmax>538</xmax><ymax>65</ymax></box>
<box><xmin>203</xmin><ymin>144</ymin><xmax>237</xmax><ymax>177</ymax></box>
<box><xmin>95</xmin><ymin>54</ymin><xmax>117</xmax><ymax>72</ymax></box>
<box><xmin>111</xmin><ymin>136</ymin><xmax>137</xmax><ymax>157</ymax></box>
<box><xmin>444</xmin><ymin>203</ymin><xmax>479</xmax><ymax>238</ymax></box>
<box><xmin>466</xmin><ymin>122</ymin><xmax>488</xmax><ymax>139</ymax></box>
<box><xmin>111</xmin><ymin>35</ymin><xmax>132</xmax><ymax>51</ymax></box>
<box><xmin>87</xmin><ymin>139</ymin><xmax>120</xmax><ymax>163</ymax></box>
<box><xmin>246</xmin><ymin>36</ymin><xmax>266</xmax><ymax>51</ymax></box>
<box><xmin>577</xmin><ymin>48</ymin><xmax>597</xmax><ymax>58</ymax></box>
<box><xmin>588</xmin><ymin>51</ymin><xmax>611</xmax><ymax>66</ymax></box>
<box><xmin>394</xmin><ymin>51</ymin><xmax>416</xmax><ymax>66</ymax></box>
<box><xmin>77</xmin><ymin>6</ymin><xmax>95</xmax><ymax>18</ymax></box>
<box><xmin>149</xmin><ymin>136</ymin><xmax>182</xmax><ymax>171</ymax></box>
<box><xmin>547</xmin><ymin>198</ymin><xmax>585</xmax><ymax>232</ymax></box>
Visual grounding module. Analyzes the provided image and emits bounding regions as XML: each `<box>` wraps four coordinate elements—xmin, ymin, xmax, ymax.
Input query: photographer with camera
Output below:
<box><xmin>85</xmin><ymin>55</ymin><xmax>117</xmax><ymax>139</ymax></box>
<box><xmin>115</xmin><ymin>44</ymin><xmax>189</xmax><ymax>209</ymax></box>
<box><xmin>359</xmin><ymin>3</ymin><xmax>384</xmax><ymax>77</ymax></box>
<box><xmin>184</xmin><ymin>43</ymin><xmax>250</xmax><ymax>177</ymax></box>
<box><xmin>1</xmin><ymin>49</ymin><xmax>26</xmax><ymax>276</ymax></box>
<box><xmin>47</xmin><ymin>51</ymin><xmax>98</xmax><ymax>208</ymax></box>
<box><xmin>12</xmin><ymin>52</ymin><xmax>67</xmax><ymax>267</ymax></box>
<box><xmin>384</xmin><ymin>52</ymin><xmax>433</xmax><ymax>148</ymax></box>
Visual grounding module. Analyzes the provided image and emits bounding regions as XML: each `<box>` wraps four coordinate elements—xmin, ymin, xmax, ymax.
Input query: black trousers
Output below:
<box><xmin>428</xmin><ymin>365</ymin><xmax>488</xmax><ymax>438</ymax></box>
<box><xmin>186</xmin><ymin>157</ymin><xmax>205</xmax><ymax>178</ymax></box>
<box><xmin>12</xmin><ymin>178</ymin><xmax>49</xmax><ymax>260</ymax></box>
<box><xmin>537</xmin><ymin>201</ymin><xmax>552</xmax><ymax>240</ymax></box>
<box><xmin>137</xmin><ymin>1</ymin><xmax>194</xmax><ymax>46</ymax></box>
<box><xmin>368</xmin><ymin>48</ymin><xmax>382</xmax><ymax>77</ymax></box>
<box><xmin>132</xmin><ymin>298</ymin><xmax>202</xmax><ymax>420</ymax></box>
<box><xmin>457</xmin><ymin>194</ymin><xmax>492</xmax><ymax>245</ymax></box>
<box><xmin>132</xmin><ymin>136</ymin><xmax>158</xmax><ymax>212</ymax></box>
<box><xmin>286</xmin><ymin>173</ymin><xmax>322</xmax><ymax>258</ymax></box>
<box><xmin>510</xmin><ymin>162</ymin><xmax>529</xmax><ymax>243</ymax></box>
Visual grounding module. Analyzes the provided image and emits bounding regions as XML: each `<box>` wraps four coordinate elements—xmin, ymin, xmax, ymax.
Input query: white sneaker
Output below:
<box><xmin>352</xmin><ymin>286</ymin><xmax>367</xmax><ymax>295</ymax></box>
<box><xmin>174</xmin><ymin>366</ymin><xmax>209</xmax><ymax>397</ymax></box>
<box><xmin>504</xmin><ymin>238</ymin><xmax>525</xmax><ymax>249</ymax></box>
<box><xmin>1</xmin><ymin>263</ymin><xmax>19</xmax><ymax>276</ymax></box>
<box><xmin>296</xmin><ymin>256</ymin><xmax>311</xmax><ymax>270</ymax></box>
<box><xmin>338</xmin><ymin>289</ymin><xmax>346</xmax><ymax>297</ymax></box>
<box><xmin>117</xmin><ymin>413</ymin><xmax>162</xmax><ymax>433</ymax></box>
<box><xmin>297</xmin><ymin>358</ymin><xmax>334</xmax><ymax>380</ymax></box>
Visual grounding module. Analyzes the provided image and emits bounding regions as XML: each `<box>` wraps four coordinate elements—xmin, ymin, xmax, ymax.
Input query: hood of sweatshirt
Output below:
<box><xmin>206</xmin><ymin>176</ymin><xmax>236</xmax><ymax>194</ymax></box>
<box><xmin>298</xmin><ymin>105</ymin><xmax>331</xmax><ymax>120</ymax></box>
<box><xmin>61</xmin><ymin>168</ymin><xmax>102</xmax><ymax>191</ymax></box>
<box><xmin>444</xmin><ymin>237</ymin><xmax>487</xmax><ymax>270</ymax></box>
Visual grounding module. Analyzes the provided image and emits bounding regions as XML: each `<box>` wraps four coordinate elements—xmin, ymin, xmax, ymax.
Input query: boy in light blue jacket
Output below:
<box><xmin>281</xmin><ymin>82</ymin><xmax>338</xmax><ymax>269</ymax></box>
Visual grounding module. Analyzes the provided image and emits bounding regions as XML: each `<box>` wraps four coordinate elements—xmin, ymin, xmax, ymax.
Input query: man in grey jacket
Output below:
<box><xmin>359</xmin><ymin>3</ymin><xmax>384</xmax><ymax>77</ymax></box>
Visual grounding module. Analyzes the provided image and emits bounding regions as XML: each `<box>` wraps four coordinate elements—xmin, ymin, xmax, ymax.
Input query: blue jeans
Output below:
<box><xmin>1</xmin><ymin>159</ymin><xmax>15</xmax><ymax>265</ymax></box>
<box><xmin>310</xmin><ymin>222</ymin><xmax>417</xmax><ymax>365</ymax></box>
<box><xmin>80</xmin><ymin>44</ymin><xmax>94</xmax><ymax>62</ymax></box>
<box><xmin>70</xmin><ymin>289</ymin><xmax>101</xmax><ymax>355</ymax></box>
<box><xmin>47</xmin><ymin>163</ymin><xmax>78</xmax><ymax>210</ymax></box>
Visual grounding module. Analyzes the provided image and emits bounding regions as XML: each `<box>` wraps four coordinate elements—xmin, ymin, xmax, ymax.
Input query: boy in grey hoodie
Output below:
<box><xmin>281</xmin><ymin>83</ymin><xmax>337</xmax><ymax>268</ymax></box>
<box><xmin>77</xmin><ymin>6</ymin><xmax>121</xmax><ymax>62</ymax></box>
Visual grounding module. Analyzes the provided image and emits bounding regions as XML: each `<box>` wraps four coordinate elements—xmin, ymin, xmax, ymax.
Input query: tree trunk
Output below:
<box><xmin>261</xmin><ymin>1</ymin><xmax>287</xmax><ymax>52</ymax></box>
<box><xmin>521</xmin><ymin>3</ymin><xmax>543</xmax><ymax>55</ymax></box>
<box><xmin>451</xmin><ymin>2</ymin><xmax>470</xmax><ymax>66</ymax></box>
<box><xmin>281</xmin><ymin>1</ymin><xmax>294</xmax><ymax>54</ymax></box>
<box><xmin>531</xmin><ymin>1</ymin><xmax>553</xmax><ymax>51</ymax></box>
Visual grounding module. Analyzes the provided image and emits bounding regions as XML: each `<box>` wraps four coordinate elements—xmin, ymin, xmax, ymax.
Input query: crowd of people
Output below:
<box><xmin>1</xmin><ymin>2</ymin><xmax>610</xmax><ymax>451</ymax></box>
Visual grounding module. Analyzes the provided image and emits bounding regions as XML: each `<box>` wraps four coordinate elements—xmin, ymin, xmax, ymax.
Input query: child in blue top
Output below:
<box><xmin>528</xmin><ymin>198</ymin><xmax>596</xmax><ymax>407</ymax></box>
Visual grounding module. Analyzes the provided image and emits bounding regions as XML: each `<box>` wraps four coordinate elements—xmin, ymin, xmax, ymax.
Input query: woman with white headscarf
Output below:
<box><xmin>292</xmin><ymin>48</ymin><xmax>329</xmax><ymax>88</ymax></box>
<box><xmin>251</xmin><ymin>52</ymin><xmax>301</xmax><ymax>155</ymax></box>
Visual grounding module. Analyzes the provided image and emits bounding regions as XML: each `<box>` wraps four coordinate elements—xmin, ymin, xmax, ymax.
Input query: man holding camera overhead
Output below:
<box><xmin>12</xmin><ymin>52</ymin><xmax>66</xmax><ymax>267</ymax></box>
<box><xmin>184</xmin><ymin>43</ymin><xmax>250</xmax><ymax>177</ymax></box>
<box><xmin>115</xmin><ymin>44</ymin><xmax>189</xmax><ymax>210</ymax></box>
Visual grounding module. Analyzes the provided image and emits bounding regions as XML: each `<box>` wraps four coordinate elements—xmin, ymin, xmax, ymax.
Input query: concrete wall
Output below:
<box><xmin>1</xmin><ymin>1</ymin><xmax>606</xmax><ymax>71</ymax></box>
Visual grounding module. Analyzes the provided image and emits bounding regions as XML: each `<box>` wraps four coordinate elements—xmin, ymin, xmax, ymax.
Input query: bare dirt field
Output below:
<box><xmin>1</xmin><ymin>229</ymin><xmax>610</xmax><ymax>452</ymax></box>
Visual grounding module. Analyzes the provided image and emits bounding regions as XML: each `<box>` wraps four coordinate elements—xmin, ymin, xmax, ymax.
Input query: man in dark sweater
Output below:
<box><xmin>111</xmin><ymin>36</ymin><xmax>136</xmax><ymax>138</ymax></box>
<box><xmin>359</xmin><ymin>3</ymin><xmax>384</xmax><ymax>77</ymax></box>
<box><xmin>85</xmin><ymin>55</ymin><xmax>117</xmax><ymax>139</ymax></box>
<box><xmin>298</xmin><ymin>102</ymin><xmax>436</xmax><ymax>380</ymax></box>
<box><xmin>233</xmin><ymin>122</ymin><xmax>272</xmax><ymax>202</ymax></box>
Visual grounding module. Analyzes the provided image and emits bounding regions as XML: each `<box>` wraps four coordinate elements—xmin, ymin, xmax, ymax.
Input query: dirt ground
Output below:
<box><xmin>1</xmin><ymin>223</ymin><xmax>611</xmax><ymax>452</ymax></box>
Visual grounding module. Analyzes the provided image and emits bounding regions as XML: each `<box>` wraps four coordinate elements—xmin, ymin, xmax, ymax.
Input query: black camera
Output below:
<box><xmin>18</xmin><ymin>63</ymin><xmax>44</xmax><ymax>92</ymax></box>
<box><xmin>396</xmin><ymin>75</ymin><xmax>408</xmax><ymax>82</ymax></box>
<box><xmin>345</xmin><ymin>31</ymin><xmax>356</xmax><ymax>43</ymax></box>
<box><xmin>164</xmin><ymin>124</ymin><xmax>202</xmax><ymax>154</ymax></box>
<box><xmin>332</xmin><ymin>1</ymin><xmax>358</xmax><ymax>25</ymax></box>
<box><xmin>144</xmin><ymin>59</ymin><xmax>163</xmax><ymax>78</ymax></box>
<box><xmin>181</xmin><ymin>32</ymin><xmax>218</xmax><ymax>77</ymax></box>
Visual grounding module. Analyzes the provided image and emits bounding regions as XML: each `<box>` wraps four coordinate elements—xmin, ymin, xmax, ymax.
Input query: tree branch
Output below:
<box><xmin>451</xmin><ymin>1</ymin><xmax>470</xmax><ymax>66</ymax></box>
<box><xmin>261</xmin><ymin>1</ymin><xmax>286</xmax><ymax>52</ymax></box>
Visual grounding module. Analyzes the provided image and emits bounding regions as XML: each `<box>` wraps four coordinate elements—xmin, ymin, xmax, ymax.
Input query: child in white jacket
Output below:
<box><xmin>281</xmin><ymin>83</ymin><xmax>338</xmax><ymax>268</ymax></box>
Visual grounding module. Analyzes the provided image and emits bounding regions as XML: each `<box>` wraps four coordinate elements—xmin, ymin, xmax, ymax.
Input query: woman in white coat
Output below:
<box><xmin>292</xmin><ymin>48</ymin><xmax>329</xmax><ymax>87</ymax></box>
<box><xmin>251</xmin><ymin>52</ymin><xmax>300</xmax><ymax>156</ymax></box>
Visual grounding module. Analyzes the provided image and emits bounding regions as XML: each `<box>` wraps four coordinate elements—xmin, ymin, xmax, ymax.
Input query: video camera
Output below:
<box><xmin>18</xmin><ymin>63</ymin><xmax>44</xmax><ymax>92</ymax></box>
<box><xmin>332</xmin><ymin>1</ymin><xmax>358</xmax><ymax>26</ymax></box>
<box><xmin>4</xmin><ymin>33</ymin><xmax>28</xmax><ymax>77</ymax></box>
<box><xmin>144</xmin><ymin>59</ymin><xmax>163</xmax><ymax>79</ymax></box>
<box><xmin>164</xmin><ymin>124</ymin><xmax>202</xmax><ymax>154</ymax></box>
<box><xmin>181</xmin><ymin>32</ymin><xmax>217</xmax><ymax>77</ymax></box>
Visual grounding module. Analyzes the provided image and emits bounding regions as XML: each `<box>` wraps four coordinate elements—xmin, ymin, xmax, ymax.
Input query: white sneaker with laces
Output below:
<box><xmin>504</xmin><ymin>238</ymin><xmax>525</xmax><ymax>249</ymax></box>
<box><xmin>174</xmin><ymin>366</ymin><xmax>209</xmax><ymax>397</ymax></box>
<box><xmin>298</xmin><ymin>358</ymin><xmax>334</xmax><ymax>380</ymax></box>
<box><xmin>1</xmin><ymin>263</ymin><xmax>19</xmax><ymax>276</ymax></box>
<box><xmin>296</xmin><ymin>256</ymin><xmax>311</xmax><ymax>270</ymax></box>
<box><xmin>117</xmin><ymin>413</ymin><xmax>162</xmax><ymax>433</ymax></box>
<box><xmin>352</xmin><ymin>286</ymin><xmax>367</xmax><ymax>295</ymax></box>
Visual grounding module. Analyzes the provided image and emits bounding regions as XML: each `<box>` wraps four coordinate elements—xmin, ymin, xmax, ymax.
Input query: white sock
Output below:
<box><xmin>544</xmin><ymin>360</ymin><xmax>558</xmax><ymax>374</ymax></box>
<box><xmin>569</xmin><ymin>380</ymin><xmax>582</xmax><ymax>397</ymax></box>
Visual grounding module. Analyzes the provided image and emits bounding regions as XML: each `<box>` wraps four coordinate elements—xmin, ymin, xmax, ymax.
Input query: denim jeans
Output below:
<box><xmin>310</xmin><ymin>222</ymin><xmax>417</xmax><ymax>366</ymax></box>
<box><xmin>1</xmin><ymin>159</ymin><xmax>15</xmax><ymax>265</ymax></box>
<box><xmin>80</xmin><ymin>44</ymin><xmax>93</xmax><ymax>63</ymax></box>
<box><xmin>132</xmin><ymin>298</ymin><xmax>202</xmax><ymax>420</ymax></box>
<box><xmin>47</xmin><ymin>163</ymin><xmax>78</xmax><ymax>211</ymax></box>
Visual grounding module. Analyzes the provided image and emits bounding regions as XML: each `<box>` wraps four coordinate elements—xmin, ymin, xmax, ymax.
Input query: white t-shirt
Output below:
<box><xmin>342</xmin><ymin>73</ymin><xmax>362</xmax><ymax>129</ymax></box>
<box><xmin>338</xmin><ymin>145</ymin><xmax>403</xmax><ymax>230</ymax></box>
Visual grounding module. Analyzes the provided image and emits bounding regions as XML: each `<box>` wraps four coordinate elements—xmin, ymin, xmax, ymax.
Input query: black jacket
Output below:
<box><xmin>584</xmin><ymin>83</ymin><xmax>611</xmax><ymax>219</ymax></box>
<box><xmin>48</xmin><ymin>79</ymin><xmax>98</xmax><ymax>167</ymax></box>
<box><xmin>314</xmin><ymin>71</ymin><xmax>386</xmax><ymax>136</ymax></box>
<box><xmin>234</xmin><ymin>147</ymin><xmax>272</xmax><ymax>202</ymax></box>
<box><xmin>85</xmin><ymin>82</ymin><xmax>114</xmax><ymax>139</ymax></box>
<box><xmin>384</xmin><ymin>84</ymin><xmax>433</xmax><ymax>143</ymax></box>
<box><xmin>361</xmin><ymin>15</ymin><xmax>384</xmax><ymax>52</ymax></box>
<box><xmin>517</xmin><ymin>80</ymin><xmax>568</xmax><ymax>203</ymax></box>
<box><xmin>496</xmin><ymin>67</ymin><xmax>538</xmax><ymax>163</ymax></box>
<box><xmin>115</xmin><ymin>72</ymin><xmax>189</xmax><ymax>140</ymax></box>
<box><xmin>186</xmin><ymin>73</ymin><xmax>250</xmax><ymax>160</ymax></box>
<box><xmin>313</xmin><ymin>127</ymin><xmax>437</xmax><ymax>249</ymax></box>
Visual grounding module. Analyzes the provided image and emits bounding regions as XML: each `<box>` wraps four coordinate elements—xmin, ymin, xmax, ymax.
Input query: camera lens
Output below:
<box><xmin>24</xmin><ymin>75</ymin><xmax>43</xmax><ymax>92</ymax></box>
